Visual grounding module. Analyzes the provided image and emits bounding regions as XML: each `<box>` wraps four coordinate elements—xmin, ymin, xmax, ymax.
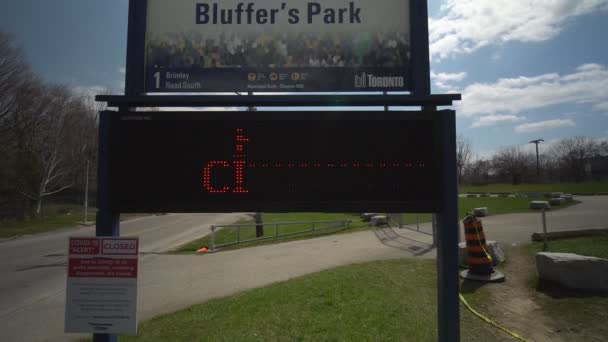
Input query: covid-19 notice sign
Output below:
<box><xmin>145</xmin><ymin>0</ymin><xmax>411</xmax><ymax>92</ymax></box>
<box><xmin>65</xmin><ymin>237</ymin><xmax>139</xmax><ymax>334</ymax></box>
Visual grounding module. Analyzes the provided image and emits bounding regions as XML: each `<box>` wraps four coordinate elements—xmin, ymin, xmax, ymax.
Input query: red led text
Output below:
<box><xmin>202</xmin><ymin>129</ymin><xmax>250</xmax><ymax>194</ymax></box>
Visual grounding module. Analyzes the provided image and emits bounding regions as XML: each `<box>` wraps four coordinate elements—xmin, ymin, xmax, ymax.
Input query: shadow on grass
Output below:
<box><xmin>535</xmin><ymin>279</ymin><xmax>608</xmax><ymax>299</ymax></box>
<box><xmin>373</xmin><ymin>226</ymin><xmax>434</xmax><ymax>256</ymax></box>
<box><xmin>460</xmin><ymin>279</ymin><xmax>490</xmax><ymax>294</ymax></box>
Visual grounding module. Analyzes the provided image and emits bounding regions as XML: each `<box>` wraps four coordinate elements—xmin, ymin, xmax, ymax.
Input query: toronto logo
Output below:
<box><xmin>354</xmin><ymin>73</ymin><xmax>404</xmax><ymax>88</ymax></box>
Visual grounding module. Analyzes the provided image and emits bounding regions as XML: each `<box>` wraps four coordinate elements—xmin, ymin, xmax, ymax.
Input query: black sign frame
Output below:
<box><xmin>107</xmin><ymin>110</ymin><xmax>449</xmax><ymax>213</ymax></box>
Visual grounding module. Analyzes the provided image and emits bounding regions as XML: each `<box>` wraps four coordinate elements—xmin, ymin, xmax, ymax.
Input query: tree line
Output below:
<box><xmin>0</xmin><ymin>31</ymin><xmax>99</xmax><ymax>220</ymax></box>
<box><xmin>457</xmin><ymin>135</ymin><xmax>608</xmax><ymax>185</ymax></box>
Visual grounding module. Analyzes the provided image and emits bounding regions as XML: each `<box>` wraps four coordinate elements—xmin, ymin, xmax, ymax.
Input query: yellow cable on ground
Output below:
<box><xmin>460</xmin><ymin>293</ymin><xmax>530</xmax><ymax>342</ymax></box>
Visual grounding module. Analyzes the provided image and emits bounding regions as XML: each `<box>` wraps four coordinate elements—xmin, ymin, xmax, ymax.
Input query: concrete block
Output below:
<box><xmin>370</xmin><ymin>215</ymin><xmax>388</xmax><ymax>226</ymax></box>
<box><xmin>536</xmin><ymin>252</ymin><xmax>608</xmax><ymax>292</ymax></box>
<box><xmin>561</xmin><ymin>194</ymin><xmax>574</xmax><ymax>203</ymax></box>
<box><xmin>549</xmin><ymin>197</ymin><xmax>567</xmax><ymax>206</ymax></box>
<box><xmin>544</xmin><ymin>192</ymin><xmax>563</xmax><ymax>199</ymax></box>
<box><xmin>361</xmin><ymin>213</ymin><xmax>377</xmax><ymax>222</ymax></box>
<box><xmin>459</xmin><ymin>241</ymin><xmax>505</xmax><ymax>266</ymax></box>
<box><xmin>473</xmin><ymin>207</ymin><xmax>489</xmax><ymax>217</ymax></box>
<box><xmin>530</xmin><ymin>201</ymin><xmax>551</xmax><ymax>210</ymax></box>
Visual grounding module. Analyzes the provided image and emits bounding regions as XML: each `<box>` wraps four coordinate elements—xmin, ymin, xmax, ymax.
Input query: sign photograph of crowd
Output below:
<box><xmin>145</xmin><ymin>0</ymin><xmax>411</xmax><ymax>92</ymax></box>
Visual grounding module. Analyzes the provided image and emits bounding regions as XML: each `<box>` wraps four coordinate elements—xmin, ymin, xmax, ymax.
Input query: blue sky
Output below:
<box><xmin>1</xmin><ymin>0</ymin><xmax>607</xmax><ymax>157</ymax></box>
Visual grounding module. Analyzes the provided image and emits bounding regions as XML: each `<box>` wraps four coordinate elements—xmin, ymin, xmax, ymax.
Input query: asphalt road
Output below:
<box><xmin>398</xmin><ymin>195</ymin><xmax>608</xmax><ymax>245</ymax></box>
<box><xmin>0</xmin><ymin>212</ymin><xmax>247</xmax><ymax>342</ymax></box>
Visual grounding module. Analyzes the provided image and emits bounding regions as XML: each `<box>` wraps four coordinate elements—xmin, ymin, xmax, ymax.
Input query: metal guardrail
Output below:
<box><xmin>209</xmin><ymin>220</ymin><xmax>352</xmax><ymax>252</ymax></box>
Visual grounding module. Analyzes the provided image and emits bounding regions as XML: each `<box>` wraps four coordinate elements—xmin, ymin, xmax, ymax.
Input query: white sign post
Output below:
<box><xmin>65</xmin><ymin>237</ymin><xmax>139</xmax><ymax>334</ymax></box>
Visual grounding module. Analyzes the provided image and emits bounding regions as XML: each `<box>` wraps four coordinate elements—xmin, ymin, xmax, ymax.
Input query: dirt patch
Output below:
<box><xmin>460</xmin><ymin>245</ymin><xmax>603</xmax><ymax>342</ymax></box>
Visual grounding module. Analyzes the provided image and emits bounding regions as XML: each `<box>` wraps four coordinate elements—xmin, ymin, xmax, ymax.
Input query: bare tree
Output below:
<box><xmin>492</xmin><ymin>146</ymin><xmax>531</xmax><ymax>184</ymax></box>
<box><xmin>551</xmin><ymin>137</ymin><xmax>598</xmax><ymax>182</ymax></box>
<box><xmin>0</xmin><ymin>31</ymin><xmax>30</xmax><ymax>139</ymax></box>
<box><xmin>18</xmin><ymin>85</ymin><xmax>85</xmax><ymax>215</ymax></box>
<box><xmin>456</xmin><ymin>134</ymin><xmax>472</xmax><ymax>185</ymax></box>
<box><xmin>598</xmin><ymin>140</ymin><xmax>608</xmax><ymax>156</ymax></box>
<box><xmin>0</xmin><ymin>31</ymin><xmax>101</xmax><ymax>219</ymax></box>
<box><xmin>464</xmin><ymin>156</ymin><xmax>492</xmax><ymax>184</ymax></box>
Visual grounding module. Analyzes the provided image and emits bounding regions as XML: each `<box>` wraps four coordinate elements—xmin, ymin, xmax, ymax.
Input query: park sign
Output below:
<box><xmin>107</xmin><ymin>110</ymin><xmax>447</xmax><ymax>213</ymax></box>
<box><xmin>144</xmin><ymin>0</ymin><xmax>412</xmax><ymax>92</ymax></box>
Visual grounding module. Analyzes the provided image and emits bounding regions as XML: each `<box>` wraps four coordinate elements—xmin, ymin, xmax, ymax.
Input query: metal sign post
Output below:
<box><xmin>93</xmin><ymin>114</ymin><xmax>120</xmax><ymax>342</ymax></box>
<box><xmin>91</xmin><ymin>1</ymin><xmax>145</xmax><ymax>341</ymax></box>
<box><xmin>435</xmin><ymin>109</ymin><xmax>460</xmax><ymax>342</ymax></box>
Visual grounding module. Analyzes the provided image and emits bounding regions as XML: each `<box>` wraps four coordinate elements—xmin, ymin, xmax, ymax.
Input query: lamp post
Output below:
<box><xmin>530</xmin><ymin>139</ymin><xmax>544</xmax><ymax>177</ymax></box>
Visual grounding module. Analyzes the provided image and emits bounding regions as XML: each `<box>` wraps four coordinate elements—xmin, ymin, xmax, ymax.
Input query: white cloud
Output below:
<box><xmin>514</xmin><ymin>119</ymin><xmax>575</xmax><ymax>133</ymax></box>
<box><xmin>471</xmin><ymin>114</ymin><xmax>524</xmax><ymax>128</ymax></box>
<box><xmin>431</xmin><ymin>71</ymin><xmax>467</xmax><ymax>91</ymax></box>
<box><xmin>458</xmin><ymin>64</ymin><xmax>608</xmax><ymax>117</ymax></box>
<box><xmin>432</xmin><ymin>71</ymin><xmax>467</xmax><ymax>83</ymax></box>
<box><xmin>430</xmin><ymin>0</ymin><xmax>608</xmax><ymax>60</ymax></box>
<box><xmin>593</xmin><ymin>102</ymin><xmax>608</xmax><ymax>112</ymax></box>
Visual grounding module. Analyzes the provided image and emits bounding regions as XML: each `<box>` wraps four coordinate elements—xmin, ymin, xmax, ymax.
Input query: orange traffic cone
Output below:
<box><xmin>196</xmin><ymin>246</ymin><xmax>209</xmax><ymax>253</ymax></box>
<box><xmin>460</xmin><ymin>213</ymin><xmax>505</xmax><ymax>282</ymax></box>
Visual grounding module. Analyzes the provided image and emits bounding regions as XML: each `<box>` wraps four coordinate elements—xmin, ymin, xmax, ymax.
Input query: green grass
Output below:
<box><xmin>528</xmin><ymin>232</ymin><xmax>608</xmax><ymax>260</ymax></box>
<box><xmin>100</xmin><ymin>259</ymin><xmax>497</xmax><ymax>342</ymax></box>
<box><xmin>0</xmin><ymin>204</ymin><xmax>97</xmax><ymax>239</ymax></box>
<box><xmin>461</xmin><ymin>181</ymin><xmax>608</xmax><ymax>194</ymax></box>
<box><xmin>0</xmin><ymin>205</ymin><xmax>148</xmax><ymax>239</ymax></box>
<box><xmin>179</xmin><ymin>197</ymin><xmax>579</xmax><ymax>252</ymax></box>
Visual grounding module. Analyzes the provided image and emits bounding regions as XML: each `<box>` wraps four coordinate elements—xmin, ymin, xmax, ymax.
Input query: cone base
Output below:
<box><xmin>460</xmin><ymin>269</ymin><xmax>505</xmax><ymax>283</ymax></box>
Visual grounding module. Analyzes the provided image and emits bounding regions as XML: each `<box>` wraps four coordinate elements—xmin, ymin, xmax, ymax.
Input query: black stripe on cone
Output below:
<box><xmin>461</xmin><ymin>215</ymin><xmax>505</xmax><ymax>282</ymax></box>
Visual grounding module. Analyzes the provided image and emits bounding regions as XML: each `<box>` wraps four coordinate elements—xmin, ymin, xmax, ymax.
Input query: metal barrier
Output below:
<box><xmin>209</xmin><ymin>220</ymin><xmax>352</xmax><ymax>251</ymax></box>
<box><xmin>388</xmin><ymin>213</ymin><xmax>432</xmax><ymax>236</ymax></box>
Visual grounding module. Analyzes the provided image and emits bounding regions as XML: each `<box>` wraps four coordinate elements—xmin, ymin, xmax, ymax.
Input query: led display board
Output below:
<box><xmin>143</xmin><ymin>0</ymin><xmax>412</xmax><ymax>92</ymax></box>
<box><xmin>108</xmin><ymin>111</ymin><xmax>445</xmax><ymax>213</ymax></box>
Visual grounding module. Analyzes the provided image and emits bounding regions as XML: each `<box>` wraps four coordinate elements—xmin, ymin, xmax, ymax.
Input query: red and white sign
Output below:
<box><xmin>65</xmin><ymin>237</ymin><xmax>139</xmax><ymax>334</ymax></box>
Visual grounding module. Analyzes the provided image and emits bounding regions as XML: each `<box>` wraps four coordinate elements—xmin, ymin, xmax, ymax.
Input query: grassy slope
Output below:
<box><xmin>0</xmin><ymin>204</ymin><xmax>97</xmax><ymax>239</ymax></box>
<box><xmin>0</xmin><ymin>205</ymin><xmax>148</xmax><ymax>239</ymax></box>
<box><xmin>114</xmin><ymin>259</ymin><xmax>497</xmax><ymax>342</ymax></box>
<box><xmin>461</xmin><ymin>181</ymin><xmax>608</xmax><ymax>194</ymax></box>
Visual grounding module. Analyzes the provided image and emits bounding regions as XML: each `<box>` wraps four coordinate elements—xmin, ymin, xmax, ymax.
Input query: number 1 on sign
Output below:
<box><xmin>154</xmin><ymin>72</ymin><xmax>160</xmax><ymax>89</ymax></box>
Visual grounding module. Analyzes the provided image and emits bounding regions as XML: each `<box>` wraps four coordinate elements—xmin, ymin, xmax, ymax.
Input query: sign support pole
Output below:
<box><xmin>92</xmin><ymin>0</ymin><xmax>145</xmax><ymax>340</ymax></box>
<box><xmin>412</xmin><ymin>0</ymin><xmax>461</xmax><ymax>337</ymax></box>
<box><xmin>435</xmin><ymin>108</ymin><xmax>460</xmax><ymax>342</ymax></box>
<box><xmin>93</xmin><ymin>113</ymin><xmax>120</xmax><ymax>342</ymax></box>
